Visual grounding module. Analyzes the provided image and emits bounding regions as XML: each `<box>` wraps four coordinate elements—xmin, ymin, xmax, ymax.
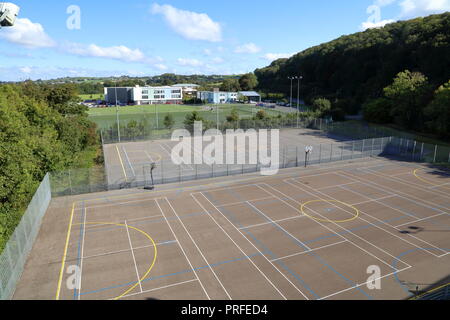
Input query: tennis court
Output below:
<box><xmin>102</xmin><ymin>128</ymin><xmax>370</xmax><ymax>187</ymax></box>
<box><xmin>13</xmin><ymin>157</ymin><xmax>450</xmax><ymax>300</ymax></box>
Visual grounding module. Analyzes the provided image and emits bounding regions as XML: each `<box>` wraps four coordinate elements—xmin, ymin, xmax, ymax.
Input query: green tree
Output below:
<box><xmin>239</xmin><ymin>73</ymin><xmax>258</xmax><ymax>91</ymax></box>
<box><xmin>424</xmin><ymin>80</ymin><xmax>450</xmax><ymax>137</ymax></box>
<box><xmin>383</xmin><ymin>70</ymin><xmax>429</xmax><ymax>129</ymax></box>
<box><xmin>312</xmin><ymin>98</ymin><xmax>332</xmax><ymax>116</ymax></box>
<box><xmin>226</xmin><ymin>108</ymin><xmax>240</xmax><ymax>128</ymax></box>
<box><xmin>184</xmin><ymin>111</ymin><xmax>208</xmax><ymax>132</ymax></box>
<box><xmin>163</xmin><ymin>114</ymin><xmax>175</xmax><ymax>129</ymax></box>
<box><xmin>362</xmin><ymin>98</ymin><xmax>393</xmax><ymax>124</ymax></box>
<box><xmin>255</xmin><ymin>110</ymin><xmax>267</xmax><ymax>120</ymax></box>
<box><xmin>220</xmin><ymin>79</ymin><xmax>241</xmax><ymax>92</ymax></box>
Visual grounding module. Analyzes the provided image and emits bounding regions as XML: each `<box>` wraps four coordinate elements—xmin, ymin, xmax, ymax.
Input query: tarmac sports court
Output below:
<box><xmin>14</xmin><ymin>156</ymin><xmax>450</xmax><ymax>300</ymax></box>
<box><xmin>102</xmin><ymin>128</ymin><xmax>371</xmax><ymax>186</ymax></box>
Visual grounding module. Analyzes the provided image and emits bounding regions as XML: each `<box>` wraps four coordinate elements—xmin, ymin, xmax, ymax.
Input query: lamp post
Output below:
<box><xmin>288</xmin><ymin>77</ymin><xmax>294</xmax><ymax>109</ymax></box>
<box><xmin>297</xmin><ymin>75</ymin><xmax>303</xmax><ymax>128</ymax></box>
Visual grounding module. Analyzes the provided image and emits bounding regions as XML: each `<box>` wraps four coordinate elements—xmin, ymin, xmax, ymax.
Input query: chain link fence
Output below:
<box><xmin>0</xmin><ymin>174</ymin><xmax>52</xmax><ymax>300</ymax></box>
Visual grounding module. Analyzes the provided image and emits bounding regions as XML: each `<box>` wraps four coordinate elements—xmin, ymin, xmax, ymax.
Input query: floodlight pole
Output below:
<box><xmin>297</xmin><ymin>76</ymin><xmax>302</xmax><ymax>128</ymax></box>
<box><xmin>288</xmin><ymin>77</ymin><xmax>294</xmax><ymax>109</ymax></box>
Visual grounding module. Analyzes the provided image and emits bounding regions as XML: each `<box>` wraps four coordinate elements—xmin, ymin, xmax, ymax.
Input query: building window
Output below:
<box><xmin>142</xmin><ymin>95</ymin><xmax>149</xmax><ymax>99</ymax></box>
<box><xmin>142</xmin><ymin>90</ymin><xmax>149</xmax><ymax>94</ymax></box>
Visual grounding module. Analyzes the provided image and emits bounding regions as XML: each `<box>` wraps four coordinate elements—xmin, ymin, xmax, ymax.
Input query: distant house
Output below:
<box><xmin>104</xmin><ymin>85</ymin><xmax>183</xmax><ymax>105</ymax></box>
<box><xmin>172</xmin><ymin>83</ymin><xmax>200</xmax><ymax>97</ymax></box>
<box><xmin>238</xmin><ymin>91</ymin><xmax>261</xmax><ymax>103</ymax></box>
<box><xmin>197</xmin><ymin>91</ymin><xmax>239</xmax><ymax>104</ymax></box>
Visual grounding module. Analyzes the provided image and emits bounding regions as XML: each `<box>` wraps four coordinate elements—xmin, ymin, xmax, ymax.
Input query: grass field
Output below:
<box><xmin>89</xmin><ymin>104</ymin><xmax>285</xmax><ymax>129</ymax></box>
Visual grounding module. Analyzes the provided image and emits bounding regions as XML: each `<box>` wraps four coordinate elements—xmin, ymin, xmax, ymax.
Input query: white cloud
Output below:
<box><xmin>375</xmin><ymin>0</ymin><xmax>397</xmax><ymax>6</ymax></box>
<box><xmin>63</xmin><ymin>42</ymin><xmax>147</xmax><ymax>63</ymax></box>
<box><xmin>151</xmin><ymin>3</ymin><xmax>222</xmax><ymax>42</ymax></box>
<box><xmin>154</xmin><ymin>63</ymin><xmax>168</xmax><ymax>71</ymax></box>
<box><xmin>234</xmin><ymin>43</ymin><xmax>261</xmax><ymax>54</ymax></box>
<box><xmin>361</xmin><ymin>19</ymin><xmax>396</xmax><ymax>30</ymax></box>
<box><xmin>177</xmin><ymin>58</ymin><xmax>203</xmax><ymax>67</ymax></box>
<box><xmin>203</xmin><ymin>49</ymin><xmax>212</xmax><ymax>56</ymax></box>
<box><xmin>262</xmin><ymin>53</ymin><xmax>295</xmax><ymax>61</ymax></box>
<box><xmin>0</xmin><ymin>18</ymin><xmax>55</xmax><ymax>48</ymax></box>
<box><xmin>399</xmin><ymin>0</ymin><xmax>450</xmax><ymax>18</ymax></box>
<box><xmin>211</xmin><ymin>57</ymin><xmax>224</xmax><ymax>64</ymax></box>
<box><xmin>19</xmin><ymin>66</ymin><xmax>32</xmax><ymax>74</ymax></box>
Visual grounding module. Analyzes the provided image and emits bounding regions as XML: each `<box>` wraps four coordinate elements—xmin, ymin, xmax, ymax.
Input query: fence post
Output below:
<box><xmin>433</xmin><ymin>145</ymin><xmax>438</xmax><ymax>163</ymax></box>
<box><xmin>362</xmin><ymin>139</ymin><xmax>365</xmax><ymax>157</ymax></box>
<box><xmin>195</xmin><ymin>164</ymin><xmax>198</xmax><ymax>180</ymax></box>
<box><xmin>351</xmin><ymin>141</ymin><xmax>355</xmax><ymax>159</ymax></box>
<box><xmin>179</xmin><ymin>165</ymin><xmax>182</xmax><ymax>183</ymax></box>
<box><xmin>296</xmin><ymin>146</ymin><xmax>299</xmax><ymax>167</ymax></box>
<box><xmin>420</xmin><ymin>143</ymin><xmax>424</xmax><ymax>162</ymax></box>
<box><xmin>212</xmin><ymin>164</ymin><xmax>214</xmax><ymax>178</ymax></box>
<box><xmin>319</xmin><ymin>144</ymin><xmax>322</xmax><ymax>164</ymax></box>
<box><xmin>68</xmin><ymin>170</ymin><xmax>73</xmax><ymax>195</ymax></box>
<box><xmin>399</xmin><ymin>138</ymin><xmax>403</xmax><ymax>154</ymax></box>
<box><xmin>330</xmin><ymin>144</ymin><xmax>333</xmax><ymax>162</ymax></box>
<box><xmin>371</xmin><ymin>138</ymin><xmax>375</xmax><ymax>156</ymax></box>
<box><xmin>406</xmin><ymin>140</ymin><xmax>410</xmax><ymax>157</ymax></box>
<box><xmin>341</xmin><ymin>143</ymin><xmax>344</xmax><ymax>161</ymax></box>
<box><xmin>412</xmin><ymin>141</ymin><xmax>417</xmax><ymax>161</ymax></box>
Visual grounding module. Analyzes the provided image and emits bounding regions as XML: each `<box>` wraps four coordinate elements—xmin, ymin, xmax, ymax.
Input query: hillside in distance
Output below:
<box><xmin>255</xmin><ymin>12</ymin><xmax>450</xmax><ymax>114</ymax></box>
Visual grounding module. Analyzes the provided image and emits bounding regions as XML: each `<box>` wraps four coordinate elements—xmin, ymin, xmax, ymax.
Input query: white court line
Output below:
<box><xmin>125</xmin><ymin>220</ymin><xmax>143</xmax><ymax>293</ymax></box>
<box><xmin>82</xmin><ymin>197</ymin><xmax>165</xmax><ymax>210</ymax></box>
<box><xmin>430</xmin><ymin>182</ymin><xmax>450</xmax><ymax>189</ymax></box>
<box><xmin>122</xmin><ymin>147</ymin><xmax>136</xmax><ymax>177</ymax></box>
<box><xmin>271</xmin><ymin>240</ymin><xmax>348</xmax><ymax>263</ymax></box>
<box><xmin>82</xmin><ymin>241</ymin><xmax>177</xmax><ymax>260</ymax></box>
<box><xmin>351</xmin><ymin>195</ymin><xmax>396</xmax><ymax>206</ymax></box>
<box><xmin>144</xmin><ymin>150</ymin><xmax>154</xmax><ymax>162</ymax></box>
<box><xmin>332</xmin><ymin>172</ymin><xmax>448</xmax><ymax>257</ymax></box>
<box><xmin>342</xmin><ymin>170</ymin><xmax>449</xmax><ymax>214</ymax></box>
<box><xmin>263</xmin><ymin>182</ymin><xmax>410</xmax><ymax>270</ymax></box>
<box><xmin>80</xmin><ymin>214</ymin><xmax>164</xmax><ymax>232</ymax></box>
<box><xmin>78</xmin><ymin>205</ymin><xmax>87</xmax><ymax>300</ymax></box>
<box><xmin>394</xmin><ymin>213</ymin><xmax>447</xmax><ymax>228</ymax></box>
<box><xmin>192</xmin><ymin>193</ymin><xmax>295</xmax><ymax>300</ymax></box>
<box><xmin>114</xmin><ymin>279</ymin><xmax>199</xmax><ymax>300</ymax></box>
<box><xmin>216</xmin><ymin>196</ymin><xmax>275</xmax><ymax>208</ymax></box>
<box><xmin>319</xmin><ymin>266</ymin><xmax>411</xmax><ymax>300</ymax></box>
<box><xmin>165</xmin><ymin>198</ymin><xmax>232</xmax><ymax>300</ymax></box>
<box><xmin>245</xmin><ymin>201</ymin><xmax>311</xmax><ymax>251</ymax></box>
<box><xmin>239</xmin><ymin>215</ymin><xmax>305</xmax><ymax>230</ymax></box>
<box><xmin>315</xmin><ymin>182</ymin><xmax>358</xmax><ymax>191</ymax></box>
<box><xmin>361</xmin><ymin>167</ymin><xmax>450</xmax><ymax>201</ymax></box>
<box><xmin>159</xmin><ymin>142</ymin><xmax>194</xmax><ymax>171</ymax></box>
<box><xmin>155</xmin><ymin>199</ymin><xmax>211</xmax><ymax>300</ymax></box>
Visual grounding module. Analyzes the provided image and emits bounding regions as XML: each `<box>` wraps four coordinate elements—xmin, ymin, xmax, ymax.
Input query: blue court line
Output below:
<box><xmin>78</xmin><ymin>252</ymin><xmax>265</xmax><ymax>297</ymax></box>
<box><xmin>224</xmin><ymin>188</ymin><xmax>372</xmax><ymax>300</ymax></box>
<box><xmin>391</xmin><ymin>247</ymin><xmax>450</xmax><ymax>296</ymax></box>
<box><xmin>73</xmin><ymin>201</ymin><xmax>85</xmax><ymax>300</ymax></box>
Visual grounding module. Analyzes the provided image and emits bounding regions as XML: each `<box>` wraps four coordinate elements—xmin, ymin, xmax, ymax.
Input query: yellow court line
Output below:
<box><xmin>116</xmin><ymin>145</ymin><xmax>128</xmax><ymax>182</ymax></box>
<box><xmin>143</xmin><ymin>150</ymin><xmax>162</xmax><ymax>163</ymax></box>
<box><xmin>413</xmin><ymin>169</ymin><xmax>450</xmax><ymax>190</ymax></box>
<box><xmin>55</xmin><ymin>202</ymin><xmax>76</xmax><ymax>300</ymax></box>
<box><xmin>409</xmin><ymin>282</ymin><xmax>450</xmax><ymax>300</ymax></box>
<box><xmin>301</xmin><ymin>199</ymin><xmax>360</xmax><ymax>223</ymax></box>
<box><xmin>59</xmin><ymin>221</ymin><xmax>157</xmax><ymax>300</ymax></box>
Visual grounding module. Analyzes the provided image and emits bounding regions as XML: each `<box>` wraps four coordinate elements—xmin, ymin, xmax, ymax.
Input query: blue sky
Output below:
<box><xmin>0</xmin><ymin>0</ymin><xmax>448</xmax><ymax>81</ymax></box>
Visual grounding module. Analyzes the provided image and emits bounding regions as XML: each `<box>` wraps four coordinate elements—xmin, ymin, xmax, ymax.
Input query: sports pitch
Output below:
<box><xmin>13</xmin><ymin>156</ymin><xmax>450</xmax><ymax>300</ymax></box>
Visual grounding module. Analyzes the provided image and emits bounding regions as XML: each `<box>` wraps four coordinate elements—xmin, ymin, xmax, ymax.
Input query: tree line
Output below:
<box><xmin>0</xmin><ymin>82</ymin><xmax>100</xmax><ymax>251</ymax></box>
<box><xmin>254</xmin><ymin>12</ymin><xmax>450</xmax><ymax>137</ymax></box>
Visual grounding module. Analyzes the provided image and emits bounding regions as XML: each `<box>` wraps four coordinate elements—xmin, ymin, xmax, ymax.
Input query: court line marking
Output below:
<box><xmin>271</xmin><ymin>240</ymin><xmax>348</xmax><ymax>263</ymax></box>
<box><xmin>115</xmin><ymin>145</ymin><xmax>128</xmax><ymax>182</ymax></box>
<box><xmin>78</xmin><ymin>205</ymin><xmax>87</xmax><ymax>300</ymax></box>
<box><xmin>215</xmin><ymin>196</ymin><xmax>275</xmax><ymax>208</ymax></box>
<box><xmin>319</xmin><ymin>266</ymin><xmax>411</xmax><ymax>300</ymax></box>
<box><xmin>263</xmin><ymin>182</ymin><xmax>408</xmax><ymax>270</ymax></box>
<box><xmin>82</xmin><ymin>241</ymin><xmax>177</xmax><ymax>260</ymax></box>
<box><xmin>239</xmin><ymin>215</ymin><xmax>305</xmax><ymax>230</ymax></box>
<box><xmin>82</xmin><ymin>198</ymin><xmax>166</xmax><ymax>210</ymax></box>
<box><xmin>335</xmin><ymin>171</ymin><xmax>448</xmax><ymax>256</ymax></box>
<box><xmin>340</xmin><ymin>170</ymin><xmax>449</xmax><ymax>215</ymax></box>
<box><xmin>413</xmin><ymin>168</ymin><xmax>450</xmax><ymax>191</ymax></box>
<box><xmin>360</xmin><ymin>167</ymin><xmax>450</xmax><ymax>206</ymax></box>
<box><xmin>159</xmin><ymin>142</ymin><xmax>194</xmax><ymax>171</ymax></box>
<box><xmin>115</xmin><ymin>279</ymin><xmax>199</xmax><ymax>300</ymax></box>
<box><xmin>72</xmin><ymin>221</ymin><xmax>157</xmax><ymax>300</ymax></box>
<box><xmin>55</xmin><ymin>158</ymin><xmax>386</xmax><ymax>298</ymax></box>
<box><xmin>154</xmin><ymin>199</ymin><xmax>211</xmax><ymax>300</ymax></box>
<box><xmin>336</xmin><ymin>183</ymin><xmax>445</xmax><ymax>257</ymax></box>
<box><xmin>56</xmin><ymin>202</ymin><xmax>76</xmax><ymax>300</ymax></box>
<box><xmin>252</xmin><ymin>185</ymin><xmax>374</xmax><ymax>300</ymax></box>
<box><xmin>394</xmin><ymin>213</ymin><xmax>447</xmax><ymax>228</ymax></box>
<box><xmin>124</xmin><ymin>220</ymin><xmax>143</xmax><ymax>293</ymax></box>
<box><xmin>409</xmin><ymin>282</ymin><xmax>450</xmax><ymax>300</ymax></box>
<box><xmin>246</xmin><ymin>201</ymin><xmax>312</xmax><ymax>251</ymax></box>
<box><xmin>300</xmin><ymin>199</ymin><xmax>360</xmax><ymax>223</ymax></box>
<box><xmin>192</xmin><ymin>193</ymin><xmax>294</xmax><ymax>300</ymax></box>
<box><xmin>165</xmin><ymin>197</ymin><xmax>232</xmax><ymax>300</ymax></box>
<box><xmin>122</xmin><ymin>147</ymin><xmax>136</xmax><ymax>177</ymax></box>
<box><xmin>364</xmin><ymin>166</ymin><xmax>450</xmax><ymax>198</ymax></box>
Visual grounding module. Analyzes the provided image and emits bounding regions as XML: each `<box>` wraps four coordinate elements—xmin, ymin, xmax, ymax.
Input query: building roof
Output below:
<box><xmin>238</xmin><ymin>91</ymin><xmax>260</xmax><ymax>97</ymax></box>
<box><xmin>172</xmin><ymin>83</ymin><xmax>200</xmax><ymax>88</ymax></box>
